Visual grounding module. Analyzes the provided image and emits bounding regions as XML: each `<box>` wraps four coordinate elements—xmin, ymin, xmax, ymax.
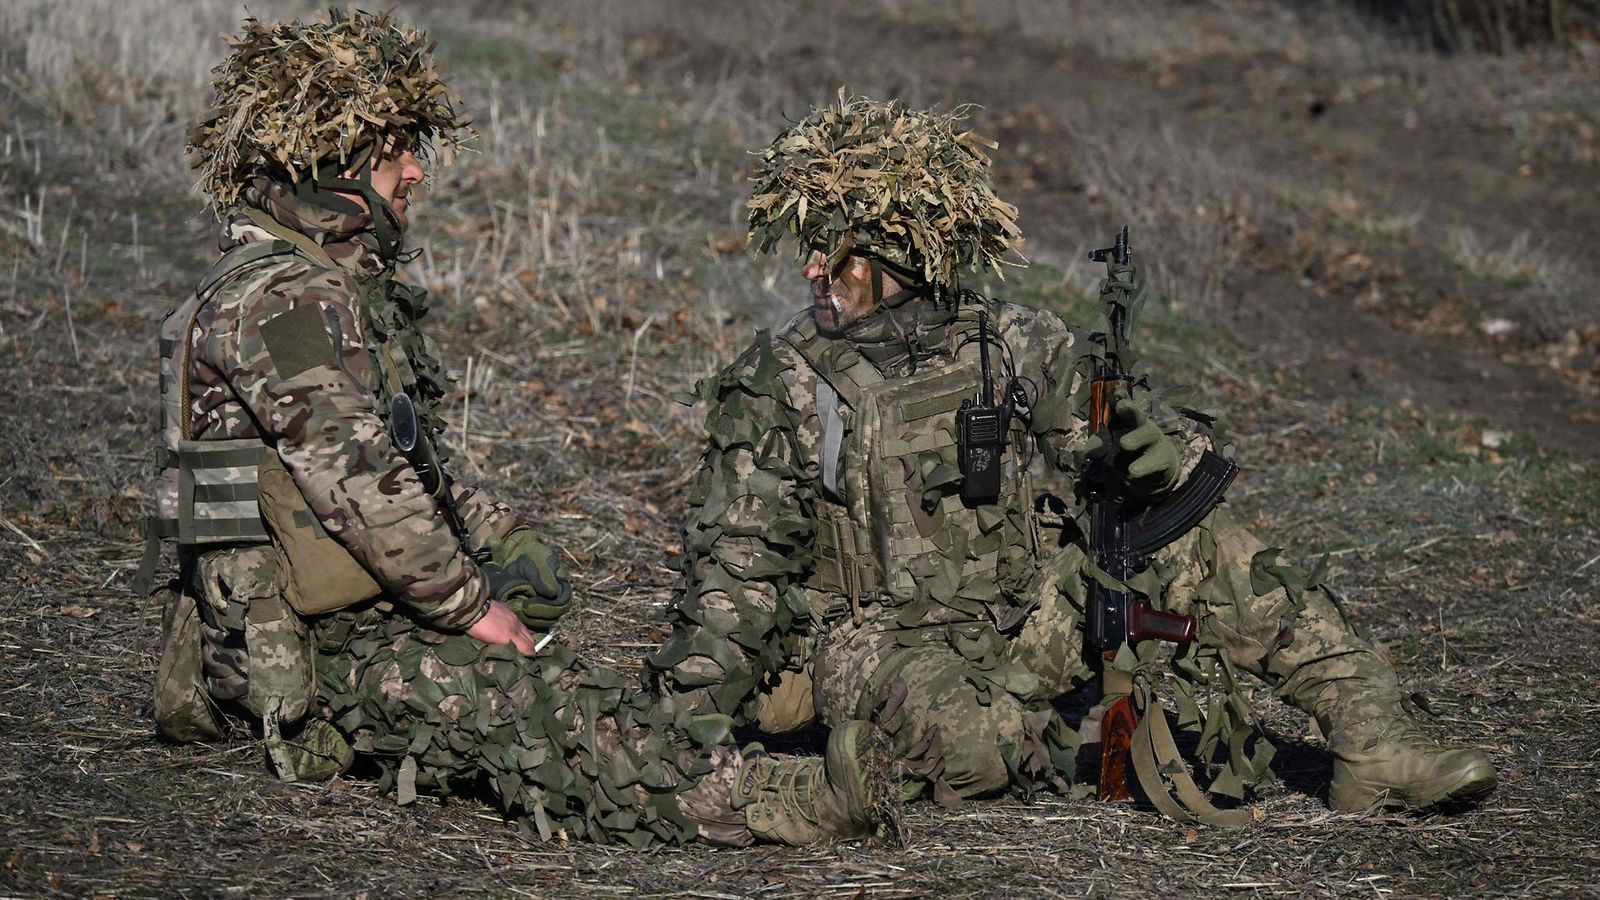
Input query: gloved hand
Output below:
<box><xmin>1085</xmin><ymin>398</ymin><xmax>1182</xmax><ymax>499</ymax></box>
<box><xmin>479</xmin><ymin>527</ymin><xmax>573</xmax><ymax>631</ymax></box>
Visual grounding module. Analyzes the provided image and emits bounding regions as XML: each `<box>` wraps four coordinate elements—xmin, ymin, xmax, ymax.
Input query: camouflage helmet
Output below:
<box><xmin>747</xmin><ymin>93</ymin><xmax>1022</xmax><ymax>288</ymax></box>
<box><xmin>186</xmin><ymin>7</ymin><xmax>471</xmax><ymax>213</ymax></box>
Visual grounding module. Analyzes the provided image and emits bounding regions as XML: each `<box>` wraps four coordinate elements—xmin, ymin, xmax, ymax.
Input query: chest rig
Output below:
<box><xmin>780</xmin><ymin>302</ymin><xmax>1040</xmax><ymax>630</ymax></box>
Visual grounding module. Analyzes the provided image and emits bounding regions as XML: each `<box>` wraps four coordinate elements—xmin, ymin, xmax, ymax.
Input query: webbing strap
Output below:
<box><xmin>195</xmin><ymin>239</ymin><xmax>298</xmax><ymax>299</ymax></box>
<box><xmin>243</xmin><ymin>208</ymin><xmax>339</xmax><ymax>272</ymax></box>
<box><xmin>190</xmin><ymin>482</ymin><xmax>259</xmax><ymax>503</ymax></box>
<box><xmin>1129</xmin><ymin>678</ymin><xmax>1254</xmax><ymax>828</ymax></box>
<box><xmin>132</xmin><ymin>516</ymin><xmax>180</xmax><ymax>597</ymax></box>
<box><xmin>185</xmin><ymin>516</ymin><xmax>267</xmax><ymax>540</ymax></box>
<box><xmin>178</xmin><ymin>444</ymin><xmax>263</xmax><ymax>469</ymax></box>
<box><xmin>376</xmin><ymin>339</ymin><xmax>407</xmax><ymax>397</ymax></box>
<box><xmin>816</xmin><ymin>378</ymin><xmax>845</xmax><ymax>501</ymax></box>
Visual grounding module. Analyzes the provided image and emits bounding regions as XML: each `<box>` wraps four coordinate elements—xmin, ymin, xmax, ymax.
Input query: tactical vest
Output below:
<box><xmin>137</xmin><ymin>214</ymin><xmax>440</xmax><ymax>613</ymax></box>
<box><xmin>146</xmin><ymin>238</ymin><xmax>305</xmax><ymax>564</ymax></box>
<box><xmin>780</xmin><ymin>304</ymin><xmax>1040</xmax><ymax>629</ymax></box>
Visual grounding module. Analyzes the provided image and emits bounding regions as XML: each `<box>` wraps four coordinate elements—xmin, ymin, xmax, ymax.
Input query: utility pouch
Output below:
<box><xmin>243</xmin><ymin>578</ymin><xmax>316</xmax><ymax>724</ymax></box>
<box><xmin>153</xmin><ymin>583</ymin><xmax>222</xmax><ymax>742</ymax></box>
<box><xmin>173</xmin><ymin>438</ymin><xmax>271</xmax><ymax>545</ymax></box>
<box><xmin>256</xmin><ymin>449</ymin><xmax>381</xmax><ymax>615</ymax></box>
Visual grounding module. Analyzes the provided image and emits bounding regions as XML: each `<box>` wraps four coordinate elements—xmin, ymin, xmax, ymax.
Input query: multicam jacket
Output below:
<box><xmin>183</xmin><ymin>180</ymin><xmax>514</xmax><ymax>633</ymax></box>
<box><xmin>647</xmin><ymin>293</ymin><xmax>1219</xmax><ymax>723</ymax></box>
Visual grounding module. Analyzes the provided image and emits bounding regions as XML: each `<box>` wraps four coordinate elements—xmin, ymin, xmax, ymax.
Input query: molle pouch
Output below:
<box><xmin>153</xmin><ymin>583</ymin><xmax>222</xmax><ymax>742</ymax></box>
<box><xmin>256</xmin><ymin>449</ymin><xmax>381</xmax><ymax>615</ymax></box>
<box><xmin>243</xmin><ymin>577</ymin><xmax>315</xmax><ymax>724</ymax></box>
<box><xmin>174</xmin><ymin>438</ymin><xmax>271</xmax><ymax>545</ymax></box>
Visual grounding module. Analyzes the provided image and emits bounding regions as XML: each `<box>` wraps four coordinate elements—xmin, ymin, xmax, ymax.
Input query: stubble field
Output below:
<box><xmin>1</xmin><ymin>1</ymin><xmax>1597</xmax><ymax>896</ymax></box>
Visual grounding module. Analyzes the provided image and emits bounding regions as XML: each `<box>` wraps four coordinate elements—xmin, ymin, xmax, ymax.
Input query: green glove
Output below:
<box><xmin>1113</xmin><ymin>398</ymin><xmax>1182</xmax><ymax>498</ymax></box>
<box><xmin>1085</xmin><ymin>398</ymin><xmax>1183</xmax><ymax>499</ymax></box>
<box><xmin>480</xmin><ymin>527</ymin><xmax>573</xmax><ymax>630</ymax></box>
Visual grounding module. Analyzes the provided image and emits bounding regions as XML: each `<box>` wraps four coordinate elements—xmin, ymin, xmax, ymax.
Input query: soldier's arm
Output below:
<box><xmin>448</xmin><ymin>479</ymin><xmax>523</xmax><ymax>549</ymax></box>
<box><xmin>211</xmin><ymin>268</ymin><xmax>489</xmax><ymax>631</ymax></box>
<box><xmin>645</xmin><ymin>335</ymin><xmax>817</xmax><ymax>724</ymax></box>
<box><xmin>1019</xmin><ymin>307</ymin><xmax>1219</xmax><ymax>482</ymax></box>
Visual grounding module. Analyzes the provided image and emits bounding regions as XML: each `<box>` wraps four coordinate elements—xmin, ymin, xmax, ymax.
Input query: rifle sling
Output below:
<box><xmin>1129</xmin><ymin>678</ymin><xmax>1254</xmax><ymax>828</ymax></box>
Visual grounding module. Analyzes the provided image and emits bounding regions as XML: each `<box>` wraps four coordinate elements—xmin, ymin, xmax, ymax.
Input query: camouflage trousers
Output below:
<box><xmin>181</xmin><ymin>545</ymin><xmax>754</xmax><ymax>848</ymax></box>
<box><xmin>761</xmin><ymin>509</ymin><xmax>1400</xmax><ymax>802</ymax></box>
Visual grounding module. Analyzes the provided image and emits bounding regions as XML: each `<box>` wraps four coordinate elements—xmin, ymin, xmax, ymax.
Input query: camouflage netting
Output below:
<box><xmin>186</xmin><ymin>7</ymin><xmax>472</xmax><ymax>212</ymax></box>
<box><xmin>747</xmin><ymin>93</ymin><xmax>1023</xmax><ymax>287</ymax></box>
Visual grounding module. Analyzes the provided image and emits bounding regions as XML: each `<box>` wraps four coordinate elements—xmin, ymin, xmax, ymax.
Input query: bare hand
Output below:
<box><xmin>466</xmin><ymin>599</ymin><xmax>537</xmax><ymax>656</ymax></box>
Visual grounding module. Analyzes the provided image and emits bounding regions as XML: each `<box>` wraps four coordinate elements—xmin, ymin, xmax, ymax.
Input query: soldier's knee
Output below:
<box><xmin>939</xmin><ymin>738</ymin><xmax>1012</xmax><ymax>798</ymax></box>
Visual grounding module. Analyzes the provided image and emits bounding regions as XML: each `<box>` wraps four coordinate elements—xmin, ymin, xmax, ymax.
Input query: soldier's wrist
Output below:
<box><xmin>427</xmin><ymin>570</ymin><xmax>493</xmax><ymax>633</ymax></box>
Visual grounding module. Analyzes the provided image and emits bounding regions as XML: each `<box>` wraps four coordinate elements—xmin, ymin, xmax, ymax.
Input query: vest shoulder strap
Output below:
<box><xmin>774</xmin><ymin>310</ymin><xmax>887</xmax><ymax>412</ymax></box>
<box><xmin>195</xmin><ymin>238</ymin><xmax>300</xmax><ymax>300</ymax></box>
<box><xmin>241</xmin><ymin>207</ymin><xmax>340</xmax><ymax>271</ymax></box>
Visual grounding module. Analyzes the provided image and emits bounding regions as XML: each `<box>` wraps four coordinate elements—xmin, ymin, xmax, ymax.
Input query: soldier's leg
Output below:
<box><xmin>317</xmin><ymin>619</ymin><xmax>890</xmax><ymax>847</ymax></box>
<box><xmin>191</xmin><ymin>546</ymin><xmax>349</xmax><ymax>779</ymax></box>
<box><xmin>813</xmin><ymin>615</ymin><xmax>1072</xmax><ymax>802</ymax></box>
<box><xmin>1159</xmin><ymin>508</ymin><xmax>1495</xmax><ymax>811</ymax></box>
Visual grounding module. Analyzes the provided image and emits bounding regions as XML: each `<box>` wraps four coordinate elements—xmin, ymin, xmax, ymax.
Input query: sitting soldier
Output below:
<box><xmin>646</xmin><ymin>94</ymin><xmax>1497</xmax><ymax>822</ymax></box>
<box><xmin>142</xmin><ymin>10</ymin><xmax>895</xmax><ymax>848</ymax></box>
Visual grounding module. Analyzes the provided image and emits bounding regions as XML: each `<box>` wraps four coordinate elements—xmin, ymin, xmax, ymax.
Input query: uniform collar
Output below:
<box><xmin>227</xmin><ymin>178</ymin><xmax>391</xmax><ymax>277</ymax></box>
<box><xmin>830</xmin><ymin>298</ymin><xmax>958</xmax><ymax>376</ymax></box>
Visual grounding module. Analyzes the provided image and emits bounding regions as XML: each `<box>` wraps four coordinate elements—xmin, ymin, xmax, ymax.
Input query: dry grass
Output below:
<box><xmin>1446</xmin><ymin>225</ymin><xmax>1574</xmax><ymax>290</ymax></box>
<box><xmin>2</xmin><ymin>1</ymin><xmax>1599</xmax><ymax>897</ymax></box>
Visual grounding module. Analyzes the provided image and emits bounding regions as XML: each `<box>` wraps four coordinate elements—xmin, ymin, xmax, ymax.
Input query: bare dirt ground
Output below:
<box><xmin>1</xmin><ymin>1</ymin><xmax>1597</xmax><ymax>897</ymax></box>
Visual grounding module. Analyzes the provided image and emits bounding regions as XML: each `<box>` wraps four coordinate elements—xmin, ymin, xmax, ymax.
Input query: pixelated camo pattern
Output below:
<box><xmin>651</xmin><ymin>287</ymin><xmax>1403</xmax><ymax>804</ymax></box>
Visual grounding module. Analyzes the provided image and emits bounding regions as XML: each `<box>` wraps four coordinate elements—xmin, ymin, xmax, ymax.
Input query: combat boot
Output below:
<box><xmin>731</xmin><ymin>720</ymin><xmax>896</xmax><ymax>844</ymax></box>
<box><xmin>1326</xmin><ymin>713</ymin><xmax>1496</xmax><ymax>812</ymax></box>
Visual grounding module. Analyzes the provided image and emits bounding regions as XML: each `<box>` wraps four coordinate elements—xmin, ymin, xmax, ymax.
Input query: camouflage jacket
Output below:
<box><xmin>187</xmin><ymin>180</ymin><xmax>513</xmax><ymax>631</ymax></box>
<box><xmin>647</xmin><ymin>294</ymin><xmax>1219</xmax><ymax>722</ymax></box>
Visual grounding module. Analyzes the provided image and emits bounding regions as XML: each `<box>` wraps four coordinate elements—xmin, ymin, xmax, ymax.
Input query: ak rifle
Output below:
<box><xmin>1082</xmin><ymin>225</ymin><xmax>1239</xmax><ymax>802</ymax></box>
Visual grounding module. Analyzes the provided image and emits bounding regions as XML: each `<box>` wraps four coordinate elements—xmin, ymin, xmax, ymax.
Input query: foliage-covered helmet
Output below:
<box><xmin>747</xmin><ymin>93</ymin><xmax>1022</xmax><ymax>287</ymax></box>
<box><xmin>186</xmin><ymin>7</ymin><xmax>471</xmax><ymax>213</ymax></box>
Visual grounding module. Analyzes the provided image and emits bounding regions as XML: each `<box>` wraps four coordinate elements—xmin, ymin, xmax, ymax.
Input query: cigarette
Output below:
<box><xmin>534</xmin><ymin>632</ymin><xmax>556</xmax><ymax>653</ymax></box>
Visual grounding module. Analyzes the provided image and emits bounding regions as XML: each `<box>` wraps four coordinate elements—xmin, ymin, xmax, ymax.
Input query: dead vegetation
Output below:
<box><xmin>1</xmin><ymin>1</ymin><xmax>1598</xmax><ymax>897</ymax></box>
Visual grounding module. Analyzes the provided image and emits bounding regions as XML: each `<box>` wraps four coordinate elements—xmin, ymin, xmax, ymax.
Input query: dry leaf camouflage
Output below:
<box><xmin>747</xmin><ymin>93</ymin><xmax>1022</xmax><ymax>286</ymax></box>
<box><xmin>187</xmin><ymin>7</ymin><xmax>472</xmax><ymax>211</ymax></box>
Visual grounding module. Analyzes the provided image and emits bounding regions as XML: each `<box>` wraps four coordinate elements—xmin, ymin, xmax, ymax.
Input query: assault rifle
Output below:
<box><xmin>1082</xmin><ymin>226</ymin><xmax>1238</xmax><ymax>802</ymax></box>
<box><xmin>388</xmin><ymin>392</ymin><xmax>491</xmax><ymax>563</ymax></box>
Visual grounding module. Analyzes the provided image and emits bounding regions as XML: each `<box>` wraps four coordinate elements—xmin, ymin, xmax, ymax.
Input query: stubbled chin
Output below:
<box><xmin>812</xmin><ymin>306</ymin><xmax>843</xmax><ymax>334</ymax></box>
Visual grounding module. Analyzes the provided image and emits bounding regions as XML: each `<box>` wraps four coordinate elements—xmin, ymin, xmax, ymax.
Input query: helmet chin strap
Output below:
<box><xmin>296</xmin><ymin>141</ymin><xmax>407</xmax><ymax>263</ymax></box>
<box><xmin>865</xmin><ymin>253</ymin><xmax>931</xmax><ymax>310</ymax></box>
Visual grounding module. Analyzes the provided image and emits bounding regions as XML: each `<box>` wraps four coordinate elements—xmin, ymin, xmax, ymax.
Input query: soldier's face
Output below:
<box><xmin>372</xmin><ymin>150</ymin><xmax>427</xmax><ymax>224</ymax></box>
<box><xmin>804</xmin><ymin>251</ymin><xmax>885</xmax><ymax>335</ymax></box>
<box><xmin>342</xmin><ymin>149</ymin><xmax>426</xmax><ymax>225</ymax></box>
